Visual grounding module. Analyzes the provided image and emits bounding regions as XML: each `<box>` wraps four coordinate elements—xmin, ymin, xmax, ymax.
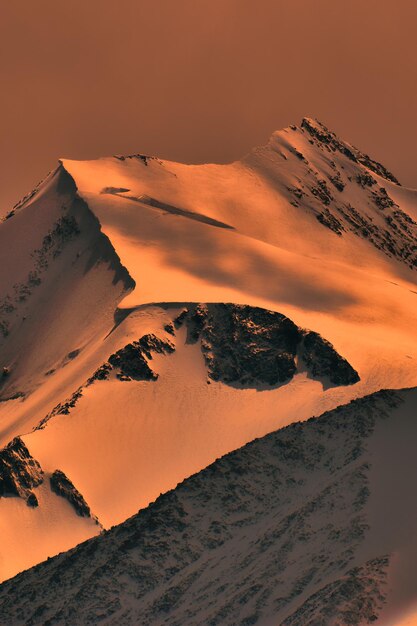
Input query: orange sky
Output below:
<box><xmin>1</xmin><ymin>0</ymin><xmax>417</xmax><ymax>212</ymax></box>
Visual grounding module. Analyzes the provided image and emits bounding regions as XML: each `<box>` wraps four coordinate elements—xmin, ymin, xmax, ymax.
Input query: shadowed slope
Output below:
<box><xmin>1</xmin><ymin>388</ymin><xmax>415</xmax><ymax>625</ymax></box>
<box><xmin>0</xmin><ymin>165</ymin><xmax>134</xmax><ymax>441</ymax></box>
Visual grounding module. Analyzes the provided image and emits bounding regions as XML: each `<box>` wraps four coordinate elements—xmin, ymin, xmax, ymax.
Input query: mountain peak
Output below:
<box><xmin>299</xmin><ymin>116</ymin><xmax>401</xmax><ymax>185</ymax></box>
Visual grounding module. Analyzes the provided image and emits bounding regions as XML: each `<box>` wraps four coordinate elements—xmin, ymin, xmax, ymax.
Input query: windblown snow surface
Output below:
<box><xmin>1</xmin><ymin>118</ymin><xmax>417</xmax><ymax>623</ymax></box>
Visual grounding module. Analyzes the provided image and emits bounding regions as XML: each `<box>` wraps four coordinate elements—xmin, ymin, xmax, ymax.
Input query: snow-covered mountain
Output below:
<box><xmin>1</xmin><ymin>118</ymin><xmax>417</xmax><ymax>623</ymax></box>
<box><xmin>1</xmin><ymin>387</ymin><xmax>417</xmax><ymax>625</ymax></box>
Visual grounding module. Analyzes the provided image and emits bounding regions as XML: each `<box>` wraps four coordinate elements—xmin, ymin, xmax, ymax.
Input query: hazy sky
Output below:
<box><xmin>1</xmin><ymin>0</ymin><xmax>417</xmax><ymax>211</ymax></box>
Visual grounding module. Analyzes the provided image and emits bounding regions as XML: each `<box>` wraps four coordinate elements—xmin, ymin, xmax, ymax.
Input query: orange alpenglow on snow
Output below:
<box><xmin>1</xmin><ymin>120</ymin><xmax>417</xmax><ymax>624</ymax></box>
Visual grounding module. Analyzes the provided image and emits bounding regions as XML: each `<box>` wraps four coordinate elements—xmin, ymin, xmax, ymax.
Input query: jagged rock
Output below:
<box><xmin>187</xmin><ymin>305</ymin><xmax>208</xmax><ymax>343</ymax></box>
<box><xmin>3</xmin><ymin>210</ymin><xmax>15</xmax><ymax>221</ymax></box>
<box><xmin>52</xmin><ymin>388</ymin><xmax>84</xmax><ymax>416</ymax></box>
<box><xmin>136</xmin><ymin>334</ymin><xmax>175</xmax><ymax>359</ymax></box>
<box><xmin>50</xmin><ymin>470</ymin><xmax>91</xmax><ymax>518</ymax></box>
<box><xmin>301</xmin><ymin>118</ymin><xmax>400</xmax><ymax>185</ymax></box>
<box><xmin>87</xmin><ymin>363</ymin><xmax>112</xmax><ymax>384</ymax></box>
<box><xmin>356</xmin><ymin>173</ymin><xmax>377</xmax><ymax>188</ymax></box>
<box><xmin>107</xmin><ymin>334</ymin><xmax>174</xmax><ymax>381</ymax></box>
<box><xmin>372</xmin><ymin>187</ymin><xmax>398</xmax><ymax>210</ymax></box>
<box><xmin>89</xmin><ymin>333</ymin><xmax>175</xmax><ymax>383</ymax></box>
<box><xmin>26</xmin><ymin>493</ymin><xmax>39</xmax><ymax>508</ymax></box>
<box><xmin>316</xmin><ymin>209</ymin><xmax>344</xmax><ymax>235</ymax></box>
<box><xmin>109</xmin><ymin>343</ymin><xmax>157</xmax><ymax>381</ymax></box>
<box><xmin>173</xmin><ymin>309</ymin><xmax>188</xmax><ymax>329</ymax></box>
<box><xmin>301</xmin><ymin>331</ymin><xmax>360</xmax><ymax>385</ymax></box>
<box><xmin>34</xmin><ymin>215</ymin><xmax>80</xmax><ymax>269</ymax></box>
<box><xmin>164</xmin><ymin>322</ymin><xmax>175</xmax><ymax>335</ymax></box>
<box><xmin>0</xmin><ymin>438</ymin><xmax>43</xmax><ymax>505</ymax></box>
<box><xmin>0</xmin><ymin>391</ymin><xmax>25</xmax><ymax>402</ymax></box>
<box><xmin>310</xmin><ymin>179</ymin><xmax>334</xmax><ymax>205</ymax></box>
<box><xmin>181</xmin><ymin>304</ymin><xmax>359</xmax><ymax>388</ymax></box>
<box><xmin>329</xmin><ymin>172</ymin><xmax>345</xmax><ymax>192</ymax></box>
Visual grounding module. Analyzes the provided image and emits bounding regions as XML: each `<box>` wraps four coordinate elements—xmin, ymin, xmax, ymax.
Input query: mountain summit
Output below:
<box><xmin>1</xmin><ymin>119</ymin><xmax>417</xmax><ymax>624</ymax></box>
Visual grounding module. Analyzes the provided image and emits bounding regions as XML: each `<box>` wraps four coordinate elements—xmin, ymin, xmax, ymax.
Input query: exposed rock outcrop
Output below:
<box><xmin>301</xmin><ymin>330</ymin><xmax>360</xmax><ymax>386</ymax></box>
<box><xmin>97</xmin><ymin>333</ymin><xmax>175</xmax><ymax>382</ymax></box>
<box><xmin>49</xmin><ymin>470</ymin><xmax>92</xmax><ymax>519</ymax></box>
<box><xmin>0</xmin><ymin>438</ymin><xmax>43</xmax><ymax>506</ymax></box>
<box><xmin>176</xmin><ymin>303</ymin><xmax>359</xmax><ymax>388</ymax></box>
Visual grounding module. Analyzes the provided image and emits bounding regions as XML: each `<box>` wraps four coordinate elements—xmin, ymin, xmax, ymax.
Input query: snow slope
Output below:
<box><xmin>1</xmin><ymin>387</ymin><xmax>417</xmax><ymax>625</ymax></box>
<box><xmin>1</xmin><ymin>118</ymin><xmax>417</xmax><ymax>588</ymax></box>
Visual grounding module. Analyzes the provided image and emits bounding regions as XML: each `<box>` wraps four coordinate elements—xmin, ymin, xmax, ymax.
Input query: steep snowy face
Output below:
<box><xmin>1</xmin><ymin>388</ymin><xmax>416</xmax><ymax>626</ymax></box>
<box><xmin>0</xmin><ymin>166</ymin><xmax>134</xmax><ymax>420</ymax></box>
<box><xmin>256</xmin><ymin>118</ymin><xmax>417</xmax><ymax>269</ymax></box>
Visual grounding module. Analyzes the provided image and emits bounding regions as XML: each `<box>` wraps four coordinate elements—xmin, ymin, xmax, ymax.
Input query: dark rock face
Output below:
<box><xmin>108</xmin><ymin>343</ymin><xmax>158</xmax><ymax>382</ymax></box>
<box><xmin>200</xmin><ymin>304</ymin><xmax>299</xmax><ymax>386</ymax></box>
<box><xmin>179</xmin><ymin>304</ymin><xmax>359</xmax><ymax>388</ymax></box>
<box><xmin>106</xmin><ymin>334</ymin><xmax>175</xmax><ymax>382</ymax></box>
<box><xmin>173</xmin><ymin>309</ymin><xmax>188</xmax><ymax>329</ymax></box>
<box><xmin>301</xmin><ymin>331</ymin><xmax>360</xmax><ymax>386</ymax></box>
<box><xmin>164</xmin><ymin>322</ymin><xmax>175</xmax><ymax>335</ymax></box>
<box><xmin>0</xmin><ymin>437</ymin><xmax>43</xmax><ymax>506</ymax></box>
<box><xmin>87</xmin><ymin>364</ymin><xmax>112</xmax><ymax>384</ymax></box>
<box><xmin>50</xmin><ymin>470</ymin><xmax>91</xmax><ymax>518</ymax></box>
<box><xmin>100</xmin><ymin>186</ymin><xmax>131</xmax><ymax>194</ymax></box>
<box><xmin>282</xmin><ymin>556</ymin><xmax>389</xmax><ymax>626</ymax></box>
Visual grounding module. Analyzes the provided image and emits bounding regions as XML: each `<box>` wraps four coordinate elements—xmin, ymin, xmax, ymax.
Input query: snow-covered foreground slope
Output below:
<box><xmin>2</xmin><ymin>118</ymin><xmax>417</xmax><ymax>589</ymax></box>
<box><xmin>1</xmin><ymin>387</ymin><xmax>417</xmax><ymax>625</ymax></box>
